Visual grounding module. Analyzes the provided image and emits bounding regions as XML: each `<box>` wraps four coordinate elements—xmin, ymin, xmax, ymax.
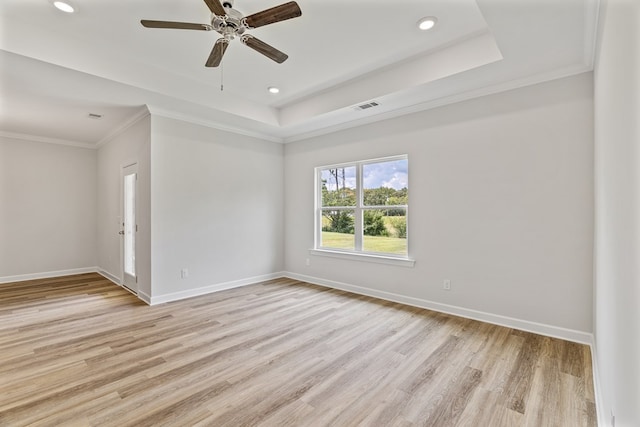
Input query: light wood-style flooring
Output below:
<box><xmin>0</xmin><ymin>273</ymin><xmax>596</xmax><ymax>426</ymax></box>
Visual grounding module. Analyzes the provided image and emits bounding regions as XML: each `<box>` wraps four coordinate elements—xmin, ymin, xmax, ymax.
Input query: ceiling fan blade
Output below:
<box><xmin>206</xmin><ymin>39</ymin><xmax>229</xmax><ymax>67</ymax></box>
<box><xmin>141</xmin><ymin>20</ymin><xmax>212</xmax><ymax>31</ymax></box>
<box><xmin>242</xmin><ymin>35</ymin><xmax>288</xmax><ymax>63</ymax></box>
<box><xmin>203</xmin><ymin>0</ymin><xmax>226</xmax><ymax>16</ymax></box>
<box><xmin>244</xmin><ymin>1</ymin><xmax>302</xmax><ymax>29</ymax></box>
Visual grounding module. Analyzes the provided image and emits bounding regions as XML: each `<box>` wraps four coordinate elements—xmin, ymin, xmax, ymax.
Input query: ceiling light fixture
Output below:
<box><xmin>417</xmin><ymin>16</ymin><xmax>437</xmax><ymax>31</ymax></box>
<box><xmin>268</xmin><ymin>87</ymin><xmax>280</xmax><ymax>94</ymax></box>
<box><xmin>53</xmin><ymin>1</ymin><xmax>75</xmax><ymax>13</ymax></box>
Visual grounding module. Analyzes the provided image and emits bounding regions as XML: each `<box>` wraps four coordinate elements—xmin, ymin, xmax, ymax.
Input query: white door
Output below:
<box><xmin>121</xmin><ymin>163</ymin><xmax>138</xmax><ymax>293</ymax></box>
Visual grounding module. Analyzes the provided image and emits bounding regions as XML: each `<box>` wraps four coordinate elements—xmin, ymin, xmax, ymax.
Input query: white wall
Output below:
<box><xmin>97</xmin><ymin>114</ymin><xmax>151</xmax><ymax>297</ymax></box>
<box><xmin>0</xmin><ymin>136</ymin><xmax>97</xmax><ymax>280</ymax></box>
<box><xmin>284</xmin><ymin>73</ymin><xmax>594</xmax><ymax>337</ymax></box>
<box><xmin>594</xmin><ymin>0</ymin><xmax>640</xmax><ymax>425</ymax></box>
<box><xmin>150</xmin><ymin>116</ymin><xmax>284</xmax><ymax>301</ymax></box>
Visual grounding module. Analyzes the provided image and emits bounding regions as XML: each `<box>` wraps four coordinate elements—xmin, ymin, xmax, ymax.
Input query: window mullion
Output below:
<box><xmin>315</xmin><ymin>168</ymin><xmax>322</xmax><ymax>248</ymax></box>
<box><xmin>354</xmin><ymin>163</ymin><xmax>363</xmax><ymax>251</ymax></box>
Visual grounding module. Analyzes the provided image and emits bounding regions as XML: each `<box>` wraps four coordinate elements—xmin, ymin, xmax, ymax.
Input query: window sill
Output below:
<box><xmin>309</xmin><ymin>249</ymin><xmax>415</xmax><ymax>267</ymax></box>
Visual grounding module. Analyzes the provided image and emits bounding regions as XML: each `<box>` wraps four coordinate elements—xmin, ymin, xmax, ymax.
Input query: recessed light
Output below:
<box><xmin>268</xmin><ymin>87</ymin><xmax>280</xmax><ymax>94</ymax></box>
<box><xmin>53</xmin><ymin>1</ymin><xmax>75</xmax><ymax>13</ymax></box>
<box><xmin>417</xmin><ymin>16</ymin><xmax>437</xmax><ymax>31</ymax></box>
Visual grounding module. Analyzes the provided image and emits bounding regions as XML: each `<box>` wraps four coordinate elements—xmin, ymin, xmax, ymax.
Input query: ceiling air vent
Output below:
<box><xmin>354</xmin><ymin>101</ymin><xmax>380</xmax><ymax>111</ymax></box>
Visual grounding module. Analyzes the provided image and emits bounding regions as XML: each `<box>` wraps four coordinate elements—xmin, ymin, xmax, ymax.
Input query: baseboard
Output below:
<box><xmin>97</xmin><ymin>269</ymin><xmax>121</xmax><ymax>285</ymax></box>
<box><xmin>148</xmin><ymin>271</ymin><xmax>286</xmax><ymax>305</ymax></box>
<box><xmin>284</xmin><ymin>271</ymin><xmax>594</xmax><ymax>345</ymax></box>
<box><xmin>96</xmin><ymin>268</ymin><xmax>152</xmax><ymax>304</ymax></box>
<box><xmin>0</xmin><ymin>267</ymin><xmax>99</xmax><ymax>284</ymax></box>
<box><xmin>1</xmin><ymin>267</ymin><xmax>595</xmax><ymax>346</ymax></box>
<box><xmin>137</xmin><ymin>290</ymin><xmax>152</xmax><ymax>305</ymax></box>
<box><xmin>589</xmin><ymin>341</ymin><xmax>606</xmax><ymax>427</ymax></box>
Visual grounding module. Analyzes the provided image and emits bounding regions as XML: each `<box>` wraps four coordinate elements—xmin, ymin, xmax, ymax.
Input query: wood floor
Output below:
<box><xmin>0</xmin><ymin>273</ymin><xmax>596</xmax><ymax>426</ymax></box>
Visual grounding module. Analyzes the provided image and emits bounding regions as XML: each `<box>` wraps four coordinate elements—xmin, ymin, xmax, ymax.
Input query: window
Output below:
<box><xmin>315</xmin><ymin>156</ymin><xmax>410</xmax><ymax>262</ymax></box>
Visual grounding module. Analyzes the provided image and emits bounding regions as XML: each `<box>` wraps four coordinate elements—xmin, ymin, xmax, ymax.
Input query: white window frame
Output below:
<box><xmin>310</xmin><ymin>155</ymin><xmax>415</xmax><ymax>267</ymax></box>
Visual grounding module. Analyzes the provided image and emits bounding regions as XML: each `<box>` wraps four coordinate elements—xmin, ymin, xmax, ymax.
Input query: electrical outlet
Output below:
<box><xmin>180</xmin><ymin>268</ymin><xmax>188</xmax><ymax>279</ymax></box>
<box><xmin>443</xmin><ymin>279</ymin><xmax>451</xmax><ymax>290</ymax></box>
<box><xmin>305</xmin><ymin>258</ymin><xmax>311</xmax><ymax>266</ymax></box>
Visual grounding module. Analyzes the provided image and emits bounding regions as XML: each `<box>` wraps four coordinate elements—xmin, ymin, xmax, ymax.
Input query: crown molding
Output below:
<box><xmin>283</xmin><ymin>63</ymin><xmax>593</xmax><ymax>144</ymax></box>
<box><xmin>95</xmin><ymin>106</ymin><xmax>150</xmax><ymax>148</ymax></box>
<box><xmin>146</xmin><ymin>105</ymin><xmax>284</xmax><ymax>144</ymax></box>
<box><xmin>0</xmin><ymin>130</ymin><xmax>95</xmax><ymax>149</ymax></box>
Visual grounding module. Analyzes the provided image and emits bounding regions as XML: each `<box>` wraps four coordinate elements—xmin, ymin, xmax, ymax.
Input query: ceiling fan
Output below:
<box><xmin>141</xmin><ymin>0</ymin><xmax>302</xmax><ymax>67</ymax></box>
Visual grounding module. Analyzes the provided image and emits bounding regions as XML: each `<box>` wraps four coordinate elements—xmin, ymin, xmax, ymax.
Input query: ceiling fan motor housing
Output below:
<box><xmin>212</xmin><ymin>6</ymin><xmax>245</xmax><ymax>39</ymax></box>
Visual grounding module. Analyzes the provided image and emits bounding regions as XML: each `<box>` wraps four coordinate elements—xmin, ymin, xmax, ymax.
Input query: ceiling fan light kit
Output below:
<box><xmin>141</xmin><ymin>0</ymin><xmax>302</xmax><ymax>68</ymax></box>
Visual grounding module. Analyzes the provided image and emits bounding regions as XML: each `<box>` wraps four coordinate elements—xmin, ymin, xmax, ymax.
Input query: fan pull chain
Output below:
<box><xmin>220</xmin><ymin>61</ymin><xmax>224</xmax><ymax>92</ymax></box>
